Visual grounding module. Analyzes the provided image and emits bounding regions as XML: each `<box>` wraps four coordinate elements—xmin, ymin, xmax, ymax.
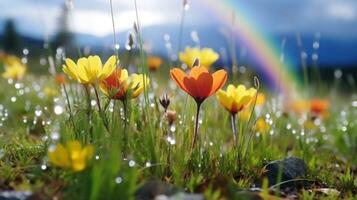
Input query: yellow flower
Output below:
<box><xmin>217</xmin><ymin>84</ymin><xmax>257</xmax><ymax>114</ymax></box>
<box><xmin>255</xmin><ymin>118</ymin><xmax>270</xmax><ymax>134</ymax></box>
<box><xmin>100</xmin><ymin>68</ymin><xmax>149</xmax><ymax>100</ymax></box>
<box><xmin>44</xmin><ymin>87</ymin><xmax>59</xmax><ymax>97</ymax></box>
<box><xmin>48</xmin><ymin>140</ymin><xmax>94</xmax><ymax>172</ymax></box>
<box><xmin>1</xmin><ymin>55</ymin><xmax>26</xmax><ymax>80</ymax></box>
<box><xmin>62</xmin><ymin>55</ymin><xmax>117</xmax><ymax>84</ymax></box>
<box><xmin>179</xmin><ymin>47</ymin><xmax>219</xmax><ymax>69</ymax></box>
<box><xmin>256</xmin><ymin>92</ymin><xmax>266</xmax><ymax>106</ymax></box>
<box><xmin>2</xmin><ymin>63</ymin><xmax>26</xmax><ymax>80</ymax></box>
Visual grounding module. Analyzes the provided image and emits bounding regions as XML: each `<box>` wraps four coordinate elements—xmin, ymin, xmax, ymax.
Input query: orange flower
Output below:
<box><xmin>170</xmin><ymin>65</ymin><xmax>227</xmax><ymax>103</ymax></box>
<box><xmin>147</xmin><ymin>56</ymin><xmax>162</xmax><ymax>71</ymax></box>
<box><xmin>310</xmin><ymin>99</ymin><xmax>329</xmax><ymax>116</ymax></box>
<box><xmin>288</xmin><ymin>99</ymin><xmax>310</xmax><ymax>115</ymax></box>
<box><xmin>55</xmin><ymin>74</ymin><xmax>66</xmax><ymax>85</ymax></box>
<box><xmin>170</xmin><ymin>64</ymin><xmax>227</xmax><ymax>149</ymax></box>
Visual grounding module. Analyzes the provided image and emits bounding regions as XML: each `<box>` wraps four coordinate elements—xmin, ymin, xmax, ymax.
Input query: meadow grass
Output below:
<box><xmin>0</xmin><ymin>65</ymin><xmax>356</xmax><ymax>199</ymax></box>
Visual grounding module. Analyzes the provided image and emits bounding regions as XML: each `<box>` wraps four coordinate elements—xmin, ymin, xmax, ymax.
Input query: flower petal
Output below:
<box><xmin>209</xmin><ymin>69</ymin><xmax>227</xmax><ymax>96</ymax></box>
<box><xmin>99</xmin><ymin>55</ymin><xmax>117</xmax><ymax>80</ymax></box>
<box><xmin>77</xmin><ymin>58</ymin><xmax>90</xmax><ymax>83</ymax></box>
<box><xmin>196</xmin><ymin>72</ymin><xmax>213</xmax><ymax>99</ymax></box>
<box><xmin>170</xmin><ymin>68</ymin><xmax>189</xmax><ymax>93</ymax></box>
<box><xmin>189</xmin><ymin>66</ymin><xmax>208</xmax><ymax>79</ymax></box>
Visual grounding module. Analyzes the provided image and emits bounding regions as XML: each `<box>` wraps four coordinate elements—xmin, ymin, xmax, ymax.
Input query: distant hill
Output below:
<box><xmin>1</xmin><ymin>24</ymin><xmax>357</xmax><ymax>68</ymax></box>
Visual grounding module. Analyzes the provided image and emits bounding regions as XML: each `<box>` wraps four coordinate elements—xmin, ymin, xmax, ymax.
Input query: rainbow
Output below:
<box><xmin>201</xmin><ymin>0</ymin><xmax>302</xmax><ymax>97</ymax></box>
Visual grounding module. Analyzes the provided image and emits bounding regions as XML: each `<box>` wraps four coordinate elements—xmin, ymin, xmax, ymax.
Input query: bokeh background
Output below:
<box><xmin>1</xmin><ymin>0</ymin><xmax>357</xmax><ymax>91</ymax></box>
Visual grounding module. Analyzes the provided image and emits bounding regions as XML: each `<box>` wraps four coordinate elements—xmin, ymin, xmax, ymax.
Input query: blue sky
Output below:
<box><xmin>1</xmin><ymin>0</ymin><xmax>356</xmax><ymax>39</ymax></box>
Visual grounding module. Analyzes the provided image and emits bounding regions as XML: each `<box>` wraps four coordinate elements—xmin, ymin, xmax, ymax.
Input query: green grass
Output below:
<box><xmin>0</xmin><ymin>65</ymin><xmax>356</xmax><ymax>200</ymax></box>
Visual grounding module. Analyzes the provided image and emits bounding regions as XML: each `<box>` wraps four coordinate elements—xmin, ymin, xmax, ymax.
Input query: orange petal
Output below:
<box><xmin>183</xmin><ymin>77</ymin><xmax>199</xmax><ymax>98</ymax></box>
<box><xmin>196</xmin><ymin>72</ymin><xmax>213</xmax><ymax>99</ymax></box>
<box><xmin>170</xmin><ymin>68</ymin><xmax>189</xmax><ymax>93</ymax></box>
<box><xmin>189</xmin><ymin>66</ymin><xmax>209</xmax><ymax>79</ymax></box>
<box><xmin>209</xmin><ymin>69</ymin><xmax>227</xmax><ymax>96</ymax></box>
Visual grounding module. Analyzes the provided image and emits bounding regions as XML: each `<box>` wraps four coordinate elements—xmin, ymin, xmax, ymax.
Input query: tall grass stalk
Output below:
<box><xmin>133</xmin><ymin>0</ymin><xmax>157</xmax><ymax>164</ymax></box>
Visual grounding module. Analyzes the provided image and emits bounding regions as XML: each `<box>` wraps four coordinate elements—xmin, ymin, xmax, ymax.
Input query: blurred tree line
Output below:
<box><xmin>0</xmin><ymin>4</ymin><xmax>74</xmax><ymax>56</ymax></box>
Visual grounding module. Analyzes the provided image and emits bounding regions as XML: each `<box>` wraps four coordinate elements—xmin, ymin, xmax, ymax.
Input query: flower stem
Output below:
<box><xmin>93</xmin><ymin>85</ymin><xmax>110</xmax><ymax>133</ymax></box>
<box><xmin>62</xmin><ymin>83</ymin><xmax>76</xmax><ymax>131</ymax></box>
<box><xmin>122</xmin><ymin>99</ymin><xmax>129</xmax><ymax>156</ymax></box>
<box><xmin>192</xmin><ymin>102</ymin><xmax>202</xmax><ymax>150</ymax></box>
<box><xmin>231</xmin><ymin>113</ymin><xmax>237</xmax><ymax>146</ymax></box>
<box><xmin>84</xmin><ymin>85</ymin><xmax>93</xmax><ymax>142</ymax></box>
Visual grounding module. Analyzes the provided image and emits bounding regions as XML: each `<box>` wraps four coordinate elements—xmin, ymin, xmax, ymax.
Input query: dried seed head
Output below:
<box><xmin>183</xmin><ymin>0</ymin><xmax>189</xmax><ymax>10</ymax></box>
<box><xmin>126</xmin><ymin>33</ymin><xmax>135</xmax><ymax>50</ymax></box>
<box><xmin>192</xmin><ymin>58</ymin><xmax>200</xmax><ymax>68</ymax></box>
<box><xmin>254</xmin><ymin>76</ymin><xmax>260</xmax><ymax>90</ymax></box>
<box><xmin>159</xmin><ymin>93</ymin><xmax>171</xmax><ymax>112</ymax></box>
<box><xmin>183</xmin><ymin>0</ymin><xmax>188</xmax><ymax>6</ymax></box>
<box><xmin>166</xmin><ymin>109</ymin><xmax>176</xmax><ymax>125</ymax></box>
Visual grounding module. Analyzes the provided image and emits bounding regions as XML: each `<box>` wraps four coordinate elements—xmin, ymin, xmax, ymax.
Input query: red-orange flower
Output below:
<box><xmin>310</xmin><ymin>99</ymin><xmax>329</xmax><ymax>116</ymax></box>
<box><xmin>100</xmin><ymin>68</ymin><xmax>149</xmax><ymax>101</ymax></box>
<box><xmin>147</xmin><ymin>56</ymin><xmax>162</xmax><ymax>71</ymax></box>
<box><xmin>55</xmin><ymin>74</ymin><xmax>66</xmax><ymax>85</ymax></box>
<box><xmin>170</xmin><ymin>66</ymin><xmax>227</xmax><ymax>103</ymax></box>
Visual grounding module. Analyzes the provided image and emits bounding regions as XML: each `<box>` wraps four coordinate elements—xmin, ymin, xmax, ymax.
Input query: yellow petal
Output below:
<box><xmin>119</xmin><ymin>69</ymin><xmax>129</xmax><ymax>83</ymax></box>
<box><xmin>226</xmin><ymin>84</ymin><xmax>236</xmax><ymax>97</ymax></box>
<box><xmin>217</xmin><ymin>90</ymin><xmax>233</xmax><ymax>112</ymax></box>
<box><xmin>48</xmin><ymin>144</ymin><xmax>70</xmax><ymax>168</ymax></box>
<box><xmin>67</xmin><ymin>140</ymin><xmax>82</xmax><ymax>160</ymax></box>
<box><xmin>77</xmin><ymin>58</ymin><xmax>90</xmax><ymax>83</ymax></box>
<box><xmin>87</xmin><ymin>55</ymin><xmax>102</xmax><ymax>82</ymax></box>
<box><xmin>63</xmin><ymin>59</ymin><xmax>78</xmax><ymax>80</ymax></box>
<box><xmin>99</xmin><ymin>55</ymin><xmax>117</xmax><ymax>80</ymax></box>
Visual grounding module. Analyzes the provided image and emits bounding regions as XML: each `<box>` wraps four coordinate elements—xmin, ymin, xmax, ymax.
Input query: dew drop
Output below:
<box><xmin>10</xmin><ymin>96</ymin><xmax>17</xmax><ymax>102</ymax></box>
<box><xmin>115</xmin><ymin>176</ymin><xmax>122</xmax><ymax>184</ymax></box>
<box><xmin>54</xmin><ymin>105</ymin><xmax>64</xmax><ymax>115</ymax></box>
<box><xmin>129</xmin><ymin>160</ymin><xmax>136</xmax><ymax>167</ymax></box>
<box><xmin>41</xmin><ymin>164</ymin><xmax>47</xmax><ymax>170</ymax></box>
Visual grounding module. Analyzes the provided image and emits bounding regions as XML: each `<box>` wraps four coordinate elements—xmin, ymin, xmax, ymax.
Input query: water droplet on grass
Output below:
<box><xmin>54</xmin><ymin>105</ymin><xmax>64</xmax><ymax>115</ymax></box>
<box><xmin>41</xmin><ymin>164</ymin><xmax>47</xmax><ymax>170</ymax></box>
<box><xmin>129</xmin><ymin>160</ymin><xmax>136</xmax><ymax>167</ymax></box>
<box><xmin>115</xmin><ymin>177</ymin><xmax>122</xmax><ymax>184</ymax></box>
<box><xmin>10</xmin><ymin>97</ymin><xmax>17</xmax><ymax>102</ymax></box>
<box><xmin>51</xmin><ymin>132</ymin><xmax>60</xmax><ymax>141</ymax></box>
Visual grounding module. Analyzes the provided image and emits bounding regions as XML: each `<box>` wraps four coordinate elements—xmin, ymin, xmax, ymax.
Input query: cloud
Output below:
<box><xmin>326</xmin><ymin>3</ymin><xmax>356</xmax><ymax>21</ymax></box>
<box><xmin>71</xmin><ymin>9</ymin><xmax>175</xmax><ymax>37</ymax></box>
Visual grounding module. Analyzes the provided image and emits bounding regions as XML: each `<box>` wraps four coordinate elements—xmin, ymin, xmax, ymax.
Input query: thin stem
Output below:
<box><xmin>192</xmin><ymin>102</ymin><xmax>202</xmax><ymax>149</ymax></box>
<box><xmin>62</xmin><ymin>84</ymin><xmax>76</xmax><ymax>133</ymax></box>
<box><xmin>122</xmin><ymin>99</ymin><xmax>129</xmax><ymax>156</ymax></box>
<box><xmin>230</xmin><ymin>113</ymin><xmax>237</xmax><ymax>145</ymax></box>
<box><xmin>111</xmin><ymin>100</ymin><xmax>116</xmax><ymax>124</ymax></box>
<box><xmin>93</xmin><ymin>85</ymin><xmax>102</xmax><ymax>112</ymax></box>
<box><xmin>177</xmin><ymin>4</ymin><xmax>186</xmax><ymax>60</ymax></box>
<box><xmin>134</xmin><ymin>0</ymin><xmax>156</xmax><ymax>165</ymax></box>
<box><xmin>109</xmin><ymin>0</ymin><xmax>120</xmax><ymax>59</ymax></box>
<box><xmin>84</xmin><ymin>85</ymin><xmax>93</xmax><ymax>142</ymax></box>
<box><xmin>93</xmin><ymin>85</ymin><xmax>110</xmax><ymax>133</ymax></box>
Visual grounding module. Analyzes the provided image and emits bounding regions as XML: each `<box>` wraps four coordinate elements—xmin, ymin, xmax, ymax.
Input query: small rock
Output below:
<box><xmin>256</xmin><ymin>156</ymin><xmax>307</xmax><ymax>188</ymax></box>
<box><xmin>136</xmin><ymin>180</ymin><xmax>178</xmax><ymax>200</ymax></box>
<box><xmin>166</xmin><ymin>192</ymin><xmax>204</xmax><ymax>200</ymax></box>
<box><xmin>0</xmin><ymin>191</ymin><xmax>32</xmax><ymax>200</ymax></box>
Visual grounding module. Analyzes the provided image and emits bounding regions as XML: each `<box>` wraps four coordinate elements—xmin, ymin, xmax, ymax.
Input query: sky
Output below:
<box><xmin>0</xmin><ymin>0</ymin><xmax>357</xmax><ymax>67</ymax></box>
<box><xmin>1</xmin><ymin>0</ymin><xmax>356</xmax><ymax>39</ymax></box>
